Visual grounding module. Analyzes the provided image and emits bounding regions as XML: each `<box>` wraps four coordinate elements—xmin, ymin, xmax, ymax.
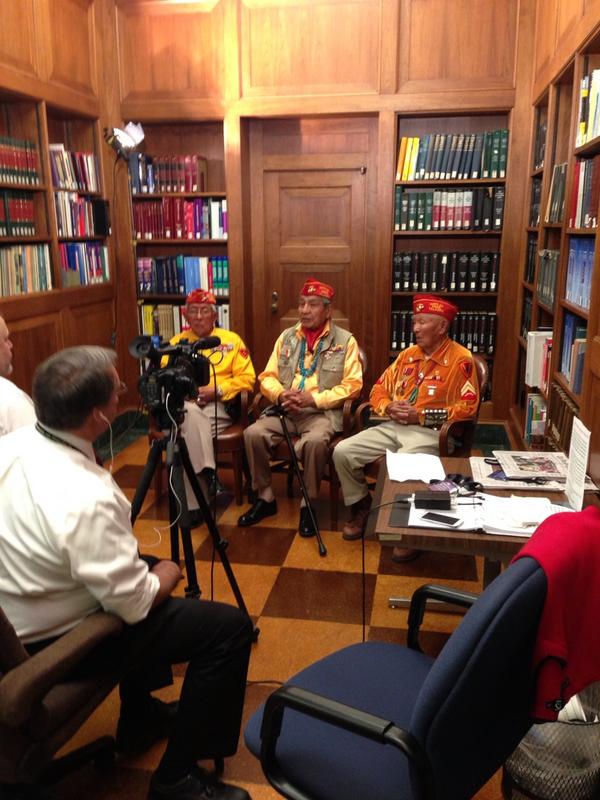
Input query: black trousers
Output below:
<box><xmin>29</xmin><ymin>597</ymin><xmax>253</xmax><ymax>766</ymax></box>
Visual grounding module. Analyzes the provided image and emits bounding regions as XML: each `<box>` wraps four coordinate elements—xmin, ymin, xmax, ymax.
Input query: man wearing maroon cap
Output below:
<box><xmin>167</xmin><ymin>289</ymin><xmax>255</xmax><ymax>525</ymax></box>
<box><xmin>238</xmin><ymin>278</ymin><xmax>363</xmax><ymax>537</ymax></box>
<box><xmin>333</xmin><ymin>294</ymin><xmax>479</xmax><ymax>554</ymax></box>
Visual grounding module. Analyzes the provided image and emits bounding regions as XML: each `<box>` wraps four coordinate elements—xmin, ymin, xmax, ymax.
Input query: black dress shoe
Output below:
<box><xmin>237</xmin><ymin>498</ymin><xmax>277</xmax><ymax>527</ymax></box>
<box><xmin>298</xmin><ymin>506</ymin><xmax>317</xmax><ymax>538</ymax></box>
<box><xmin>202</xmin><ymin>468</ymin><xmax>226</xmax><ymax>498</ymax></box>
<box><xmin>116</xmin><ymin>697</ymin><xmax>179</xmax><ymax>757</ymax></box>
<box><xmin>148</xmin><ymin>765</ymin><xmax>249</xmax><ymax>800</ymax></box>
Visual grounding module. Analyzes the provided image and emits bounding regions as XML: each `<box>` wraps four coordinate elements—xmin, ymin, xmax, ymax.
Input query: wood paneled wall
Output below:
<box><xmin>2</xmin><ymin>0</ymin><xmax>600</xmax><ymax>415</ymax></box>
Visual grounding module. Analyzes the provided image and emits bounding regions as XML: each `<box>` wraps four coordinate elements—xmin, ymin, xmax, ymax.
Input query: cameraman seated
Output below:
<box><xmin>167</xmin><ymin>289</ymin><xmax>255</xmax><ymax>525</ymax></box>
<box><xmin>0</xmin><ymin>346</ymin><xmax>253</xmax><ymax>800</ymax></box>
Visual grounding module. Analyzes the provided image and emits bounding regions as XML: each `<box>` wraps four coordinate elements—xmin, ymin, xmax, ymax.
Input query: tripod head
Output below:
<box><xmin>262</xmin><ymin>403</ymin><xmax>288</xmax><ymax>418</ymax></box>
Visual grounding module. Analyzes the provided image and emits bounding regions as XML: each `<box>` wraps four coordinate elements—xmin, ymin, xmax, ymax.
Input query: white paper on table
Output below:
<box><xmin>479</xmin><ymin>494</ymin><xmax>571</xmax><ymax>536</ymax></box>
<box><xmin>385</xmin><ymin>450</ymin><xmax>446</xmax><ymax>483</ymax></box>
<box><xmin>566</xmin><ymin>417</ymin><xmax>591</xmax><ymax>511</ymax></box>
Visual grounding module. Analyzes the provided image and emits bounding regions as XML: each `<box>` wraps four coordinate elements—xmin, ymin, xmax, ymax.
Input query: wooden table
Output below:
<box><xmin>368</xmin><ymin>457</ymin><xmax>570</xmax><ymax>589</ymax></box>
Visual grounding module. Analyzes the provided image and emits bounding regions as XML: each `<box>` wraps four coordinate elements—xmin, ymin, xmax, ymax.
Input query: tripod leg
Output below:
<box><xmin>278</xmin><ymin>414</ymin><xmax>327</xmax><ymax>557</ymax></box>
<box><xmin>178</xmin><ymin>437</ymin><xmax>258</xmax><ymax>634</ymax></box>
<box><xmin>166</xmin><ymin>442</ymin><xmax>201</xmax><ymax>599</ymax></box>
<box><xmin>130</xmin><ymin>438</ymin><xmax>165</xmax><ymax>525</ymax></box>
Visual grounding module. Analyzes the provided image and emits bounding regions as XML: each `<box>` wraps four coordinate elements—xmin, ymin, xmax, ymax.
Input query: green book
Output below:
<box><xmin>407</xmin><ymin>192</ymin><xmax>418</xmax><ymax>230</ymax></box>
<box><xmin>498</xmin><ymin>129</ymin><xmax>509</xmax><ymax>178</ymax></box>
<box><xmin>424</xmin><ymin>191</ymin><xmax>434</xmax><ymax>230</ymax></box>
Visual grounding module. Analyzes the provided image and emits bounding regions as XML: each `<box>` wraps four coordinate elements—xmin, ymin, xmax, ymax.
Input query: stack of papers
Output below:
<box><xmin>408</xmin><ymin>493</ymin><xmax>572</xmax><ymax>536</ymax></box>
<box><xmin>386</xmin><ymin>451</ymin><xmax>445</xmax><ymax>483</ymax></box>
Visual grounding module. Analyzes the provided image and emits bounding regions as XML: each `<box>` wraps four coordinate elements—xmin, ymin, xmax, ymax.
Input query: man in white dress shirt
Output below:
<box><xmin>0</xmin><ymin>315</ymin><xmax>35</xmax><ymax>436</ymax></box>
<box><xmin>0</xmin><ymin>346</ymin><xmax>251</xmax><ymax>800</ymax></box>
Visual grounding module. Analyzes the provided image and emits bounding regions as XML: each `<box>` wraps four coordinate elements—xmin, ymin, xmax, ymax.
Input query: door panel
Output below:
<box><xmin>255</xmin><ymin>161</ymin><xmax>368</xmax><ymax>370</ymax></box>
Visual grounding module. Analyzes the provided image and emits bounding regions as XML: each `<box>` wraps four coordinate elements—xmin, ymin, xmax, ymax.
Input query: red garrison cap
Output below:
<box><xmin>300</xmin><ymin>278</ymin><xmax>335</xmax><ymax>301</ymax></box>
<box><xmin>186</xmin><ymin>289</ymin><xmax>216</xmax><ymax>306</ymax></box>
<box><xmin>413</xmin><ymin>294</ymin><xmax>458</xmax><ymax>322</ymax></box>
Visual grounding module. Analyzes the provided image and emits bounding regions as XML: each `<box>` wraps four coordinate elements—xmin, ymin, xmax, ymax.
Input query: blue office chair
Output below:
<box><xmin>245</xmin><ymin>557</ymin><xmax>547</xmax><ymax>800</ymax></box>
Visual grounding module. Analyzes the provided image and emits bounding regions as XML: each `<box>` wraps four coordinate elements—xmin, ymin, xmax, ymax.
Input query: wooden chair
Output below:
<box><xmin>438</xmin><ymin>353</ymin><xmax>489</xmax><ymax>457</ymax></box>
<box><xmin>149</xmin><ymin>389</ymin><xmax>252</xmax><ymax>506</ymax></box>
<box><xmin>250</xmin><ymin>348</ymin><xmax>367</xmax><ymax>530</ymax></box>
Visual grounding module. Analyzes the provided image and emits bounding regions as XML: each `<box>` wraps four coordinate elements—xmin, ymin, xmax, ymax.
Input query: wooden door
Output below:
<box><xmin>249</xmin><ymin>117</ymin><xmax>377</xmax><ymax>373</ymax></box>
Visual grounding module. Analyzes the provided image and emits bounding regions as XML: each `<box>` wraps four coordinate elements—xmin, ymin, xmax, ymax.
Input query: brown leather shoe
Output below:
<box><xmin>391</xmin><ymin>546</ymin><xmax>421</xmax><ymax>563</ymax></box>
<box><xmin>342</xmin><ymin>494</ymin><xmax>373</xmax><ymax>540</ymax></box>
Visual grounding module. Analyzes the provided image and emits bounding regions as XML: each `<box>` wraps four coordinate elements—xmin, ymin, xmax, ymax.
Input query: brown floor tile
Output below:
<box><xmin>262</xmin><ymin>566</ymin><xmax>376</xmax><ymax>624</ymax></box>
<box><xmin>378</xmin><ymin>543</ymin><xmax>480</xmax><ymax>582</ymax></box>
<box><xmin>111</xmin><ymin>463</ymin><xmax>146</xmax><ymax>489</ymax></box>
<box><xmin>248</xmin><ymin>617</ymin><xmax>365</xmax><ymax>682</ymax></box>
<box><xmin>197</xmin><ymin>523</ymin><xmax>296</xmax><ymax>566</ymax></box>
<box><xmin>284</xmin><ymin>529</ymin><xmax>382</xmax><ymax>573</ymax></box>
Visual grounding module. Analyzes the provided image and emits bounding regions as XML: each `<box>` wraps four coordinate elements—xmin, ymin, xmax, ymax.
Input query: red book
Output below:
<box><xmin>184</xmin><ymin>200</ymin><xmax>194</xmax><ymax>239</ymax></box>
<box><xmin>589</xmin><ymin>155</ymin><xmax>600</xmax><ymax>228</ymax></box>
<box><xmin>184</xmin><ymin>155</ymin><xmax>193</xmax><ymax>193</ymax></box>
<box><xmin>174</xmin><ymin>198</ymin><xmax>184</xmax><ymax>238</ymax></box>
<box><xmin>162</xmin><ymin>196</ymin><xmax>173</xmax><ymax>238</ymax></box>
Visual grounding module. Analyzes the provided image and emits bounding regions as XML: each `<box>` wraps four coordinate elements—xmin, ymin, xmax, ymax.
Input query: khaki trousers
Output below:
<box><xmin>177</xmin><ymin>400</ymin><xmax>231</xmax><ymax>510</ymax></box>
<box><xmin>332</xmin><ymin>421</ymin><xmax>440</xmax><ymax>506</ymax></box>
<box><xmin>243</xmin><ymin>409</ymin><xmax>335</xmax><ymax>500</ymax></box>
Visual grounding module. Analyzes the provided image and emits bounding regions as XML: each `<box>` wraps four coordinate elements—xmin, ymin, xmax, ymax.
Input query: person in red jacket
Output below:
<box><xmin>333</xmin><ymin>294</ymin><xmax>479</xmax><ymax>554</ymax></box>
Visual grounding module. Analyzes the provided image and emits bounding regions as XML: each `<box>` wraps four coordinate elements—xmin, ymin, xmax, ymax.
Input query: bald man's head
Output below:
<box><xmin>0</xmin><ymin>317</ymin><xmax>14</xmax><ymax>378</ymax></box>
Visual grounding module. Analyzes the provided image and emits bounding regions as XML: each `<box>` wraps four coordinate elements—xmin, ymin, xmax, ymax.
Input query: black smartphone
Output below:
<box><xmin>420</xmin><ymin>511</ymin><xmax>462</xmax><ymax>528</ymax></box>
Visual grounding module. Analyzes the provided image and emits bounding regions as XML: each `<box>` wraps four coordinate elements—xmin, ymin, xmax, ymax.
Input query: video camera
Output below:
<box><xmin>129</xmin><ymin>334</ymin><xmax>220</xmax><ymax>422</ymax></box>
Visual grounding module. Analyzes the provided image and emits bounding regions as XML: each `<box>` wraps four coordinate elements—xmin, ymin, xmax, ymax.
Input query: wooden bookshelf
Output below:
<box><xmin>126</xmin><ymin>122</ymin><xmax>231</xmax><ymax>342</ymax></box>
<box><xmin>390</xmin><ymin>114</ymin><xmax>508</xmax><ymax>403</ymax></box>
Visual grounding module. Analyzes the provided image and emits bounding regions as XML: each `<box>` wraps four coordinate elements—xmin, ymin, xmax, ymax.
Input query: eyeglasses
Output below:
<box><xmin>186</xmin><ymin>306</ymin><xmax>215</xmax><ymax>318</ymax></box>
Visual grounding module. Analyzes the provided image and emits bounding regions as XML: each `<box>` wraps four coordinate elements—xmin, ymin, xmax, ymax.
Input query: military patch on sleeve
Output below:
<box><xmin>240</xmin><ymin>348</ymin><xmax>249</xmax><ymax>358</ymax></box>
<box><xmin>460</xmin><ymin>380</ymin><xmax>477</xmax><ymax>402</ymax></box>
<box><xmin>460</xmin><ymin>360</ymin><xmax>473</xmax><ymax>379</ymax></box>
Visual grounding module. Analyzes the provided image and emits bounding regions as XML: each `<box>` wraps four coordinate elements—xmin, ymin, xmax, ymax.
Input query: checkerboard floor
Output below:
<box><xmin>55</xmin><ymin>435</ymin><xmax>505</xmax><ymax>799</ymax></box>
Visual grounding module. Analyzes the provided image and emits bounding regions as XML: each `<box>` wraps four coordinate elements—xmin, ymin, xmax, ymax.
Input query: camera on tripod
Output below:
<box><xmin>129</xmin><ymin>334</ymin><xmax>219</xmax><ymax>422</ymax></box>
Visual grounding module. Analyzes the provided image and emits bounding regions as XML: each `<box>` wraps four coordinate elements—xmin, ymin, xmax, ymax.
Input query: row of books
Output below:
<box><xmin>524</xmin><ymin>233</ymin><xmax>537</xmax><ymax>284</ymax></box>
<box><xmin>136</xmin><ymin>255</ymin><xmax>229</xmax><ymax>297</ymax></box>
<box><xmin>0</xmin><ymin>243</ymin><xmax>52</xmax><ymax>297</ymax></box>
<box><xmin>394</xmin><ymin>186</ymin><xmax>504</xmax><ymax>232</ymax></box>
<box><xmin>524</xmin><ymin>392</ymin><xmax>547</xmax><ymax>446</ymax></box>
<box><xmin>560</xmin><ymin>312</ymin><xmax>587</xmax><ymax>395</ymax></box>
<box><xmin>565</xmin><ymin>237</ymin><xmax>595</xmax><ymax>311</ymax></box>
<box><xmin>568</xmin><ymin>156</ymin><xmax>600</xmax><ymax>228</ymax></box>
<box><xmin>546</xmin><ymin>381</ymin><xmax>578</xmax><ymax>452</ymax></box>
<box><xmin>0</xmin><ymin>190</ymin><xmax>35</xmax><ymax>237</ymax></box>
<box><xmin>48</xmin><ymin>144</ymin><xmax>100</xmax><ymax>193</ymax></box>
<box><xmin>536</xmin><ymin>249</ymin><xmax>559</xmax><ymax>308</ymax></box>
<box><xmin>395</xmin><ymin>129</ymin><xmax>508</xmax><ymax>182</ymax></box>
<box><xmin>129</xmin><ymin>153</ymin><xmax>208</xmax><ymax>195</ymax></box>
<box><xmin>529</xmin><ymin>177</ymin><xmax>542</xmax><ymax>226</ymax></box>
<box><xmin>132</xmin><ymin>197</ymin><xmax>228</xmax><ymax>240</ymax></box>
<box><xmin>139</xmin><ymin>303</ymin><xmax>231</xmax><ymax>341</ymax></box>
<box><xmin>54</xmin><ymin>193</ymin><xmax>111</xmax><ymax>238</ymax></box>
<box><xmin>0</xmin><ymin>136</ymin><xmax>40</xmax><ymax>185</ymax></box>
<box><xmin>575</xmin><ymin>69</ymin><xmax>600</xmax><ymax>148</ymax></box>
<box><xmin>544</xmin><ymin>162</ymin><xmax>567</xmax><ymax>223</ymax></box>
<box><xmin>58</xmin><ymin>242</ymin><xmax>110</xmax><ymax>288</ymax></box>
<box><xmin>390</xmin><ymin>310</ymin><xmax>497</xmax><ymax>355</ymax></box>
<box><xmin>392</xmin><ymin>250</ymin><xmax>499</xmax><ymax>293</ymax></box>
<box><xmin>532</xmin><ymin>119</ymin><xmax>546</xmax><ymax>171</ymax></box>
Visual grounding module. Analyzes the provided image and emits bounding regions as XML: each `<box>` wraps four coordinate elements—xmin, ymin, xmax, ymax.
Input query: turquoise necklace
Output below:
<box><xmin>297</xmin><ymin>336</ymin><xmax>324</xmax><ymax>390</ymax></box>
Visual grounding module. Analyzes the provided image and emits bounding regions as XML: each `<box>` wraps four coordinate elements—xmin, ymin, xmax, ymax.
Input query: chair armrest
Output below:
<box><xmin>239</xmin><ymin>390</ymin><xmax>250</xmax><ymax>427</ymax></box>
<box><xmin>250</xmin><ymin>393</ymin><xmax>268</xmax><ymax>423</ymax></box>
<box><xmin>0</xmin><ymin>611</ymin><xmax>123</xmax><ymax>726</ymax></box>
<box><xmin>354</xmin><ymin>401</ymin><xmax>372</xmax><ymax>433</ymax></box>
<box><xmin>407</xmin><ymin>584</ymin><xmax>478</xmax><ymax>652</ymax></box>
<box><xmin>438</xmin><ymin>418</ymin><xmax>476</xmax><ymax>458</ymax></box>
<box><xmin>260</xmin><ymin>685</ymin><xmax>434</xmax><ymax>800</ymax></box>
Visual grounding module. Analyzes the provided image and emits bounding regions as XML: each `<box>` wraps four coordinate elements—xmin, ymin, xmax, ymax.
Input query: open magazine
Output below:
<box><xmin>492</xmin><ymin>450</ymin><xmax>569</xmax><ymax>481</ymax></box>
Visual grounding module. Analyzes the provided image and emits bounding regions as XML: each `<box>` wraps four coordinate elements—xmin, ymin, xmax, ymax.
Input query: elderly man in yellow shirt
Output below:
<box><xmin>169</xmin><ymin>289</ymin><xmax>255</xmax><ymax>525</ymax></box>
<box><xmin>238</xmin><ymin>278</ymin><xmax>363</xmax><ymax>538</ymax></box>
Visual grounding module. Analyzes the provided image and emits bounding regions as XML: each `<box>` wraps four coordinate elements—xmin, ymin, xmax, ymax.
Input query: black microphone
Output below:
<box><xmin>191</xmin><ymin>336</ymin><xmax>221</xmax><ymax>351</ymax></box>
